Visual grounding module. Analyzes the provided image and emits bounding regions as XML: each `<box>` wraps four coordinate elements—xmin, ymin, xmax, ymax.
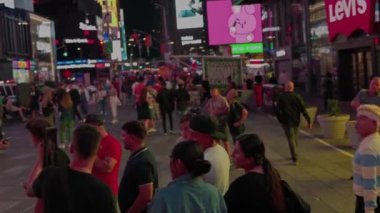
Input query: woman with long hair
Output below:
<box><xmin>149</xmin><ymin>140</ymin><xmax>227</xmax><ymax>212</ymax></box>
<box><xmin>224</xmin><ymin>133</ymin><xmax>286</xmax><ymax>213</ymax></box>
<box><xmin>109</xmin><ymin>85</ymin><xmax>121</xmax><ymax>124</ymax></box>
<box><xmin>136</xmin><ymin>88</ymin><xmax>151</xmax><ymax>131</ymax></box>
<box><xmin>41</xmin><ymin>89</ymin><xmax>55</xmax><ymax>126</ymax></box>
<box><xmin>58</xmin><ymin>92</ymin><xmax>74</xmax><ymax>149</ymax></box>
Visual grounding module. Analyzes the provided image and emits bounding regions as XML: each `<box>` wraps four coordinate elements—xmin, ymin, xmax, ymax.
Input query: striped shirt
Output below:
<box><xmin>353</xmin><ymin>132</ymin><xmax>380</xmax><ymax>212</ymax></box>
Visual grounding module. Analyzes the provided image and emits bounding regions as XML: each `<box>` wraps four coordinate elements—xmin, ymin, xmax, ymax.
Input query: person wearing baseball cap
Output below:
<box><xmin>189</xmin><ymin>114</ymin><xmax>230</xmax><ymax>195</ymax></box>
<box><xmin>85</xmin><ymin>114</ymin><xmax>122</xmax><ymax>197</ymax></box>
<box><xmin>353</xmin><ymin>104</ymin><xmax>380</xmax><ymax>212</ymax></box>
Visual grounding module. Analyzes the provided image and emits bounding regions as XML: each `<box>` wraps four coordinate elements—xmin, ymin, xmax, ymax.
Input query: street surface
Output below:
<box><xmin>0</xmin><ymin>103</ymin><xmax>355</xmax><ymax>213</ymax></box>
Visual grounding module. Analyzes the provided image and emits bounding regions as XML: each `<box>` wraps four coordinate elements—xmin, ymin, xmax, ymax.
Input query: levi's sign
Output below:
<box><xmin>324</xmin><ymin>0</ymin><xmax>376</xmax><ymax>41</ymax></box>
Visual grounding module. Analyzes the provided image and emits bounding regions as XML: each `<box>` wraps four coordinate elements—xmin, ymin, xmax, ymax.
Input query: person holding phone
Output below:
<box><xmin>24</xmin><ymin>124</ymin><xmax>117</xmax><ymax>213</ymax></box>
<box><xmin>24</xmin><ymin>119</ymin><xmax>70</xmax><ymax>213</ymax></box>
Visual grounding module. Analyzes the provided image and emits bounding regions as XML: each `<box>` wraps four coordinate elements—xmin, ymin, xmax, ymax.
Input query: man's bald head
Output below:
<box><xmin>284</xmin><ymin>81</ymin><xmax>294</xmax><ymax>92</ymax></box>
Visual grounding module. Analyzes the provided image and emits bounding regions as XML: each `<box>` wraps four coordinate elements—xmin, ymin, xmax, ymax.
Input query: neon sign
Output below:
<box><xmin>79</xmin><ymin>22</ymin><xmax>97</xmax><ymax>31</ymax></box>
<box><xmin>64</xmin><ymin>38</ymin><xmax>95</xmax><ymax>44</ymax></box>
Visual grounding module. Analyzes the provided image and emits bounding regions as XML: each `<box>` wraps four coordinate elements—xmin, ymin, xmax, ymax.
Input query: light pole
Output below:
<box><xmin>154</xmin><ymin>3</ymin><xmax>171</xmax><ymax>64</ymax></box>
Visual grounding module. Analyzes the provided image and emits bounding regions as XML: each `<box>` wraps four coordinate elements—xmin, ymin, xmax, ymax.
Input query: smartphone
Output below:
<box><xmin>43</xmin><ymin>127</ymin><xmax>58</xmax><ymax>168</ymax></box>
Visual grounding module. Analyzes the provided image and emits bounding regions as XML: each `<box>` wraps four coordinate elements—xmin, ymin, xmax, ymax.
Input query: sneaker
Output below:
<box><xmin>150</xmin><ymin>128</ymin><xmax>157</xmax><ymax>132</ymax></box>
<box><xmin>111</xmin><ymin>119</ymin><xmax>118</xmax><ymax>124</ymax></box>
<box><xmin>169</xmin><ymin>130</ymin><xmax>175</xmax><ymax>135</ymax></box>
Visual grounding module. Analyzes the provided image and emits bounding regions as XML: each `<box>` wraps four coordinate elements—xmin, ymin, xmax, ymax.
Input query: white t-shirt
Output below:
<box><xmin>203</xmin><ymin>144</ymin><xmax>230</xmax><ymax>195</ymax></box>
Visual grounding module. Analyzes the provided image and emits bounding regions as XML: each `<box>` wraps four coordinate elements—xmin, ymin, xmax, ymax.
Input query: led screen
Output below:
<box><xmin>206</xmin><ymin>1</ymin><xmax>262</xmax><ymax>45</ymax></box>
<box><xmin>231</xmin><ymin>43</ymin><xmax>263</xmax><ymax>55</ymax></box>
<box><xmin>175</xmin><ymin>0</ymin><xmax>204</xmax><ymax>30</ymax></box>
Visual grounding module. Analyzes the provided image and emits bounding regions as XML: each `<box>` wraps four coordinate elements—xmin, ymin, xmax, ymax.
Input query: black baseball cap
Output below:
<box><xmin>189</xmin><ymin>115</ymin><xmax>227</xmax><ymax>140</ymax></box>
<box><xmin>85</xmin><ymin>114</ymin><xmax>104</xmax><ymax>126</ymax></box>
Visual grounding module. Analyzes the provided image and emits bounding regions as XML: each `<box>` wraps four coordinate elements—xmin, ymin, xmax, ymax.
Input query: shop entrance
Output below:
<box><xmin>338</xmin><ymin>48</ymin><xmax>373</xmax><ymax>101</ymax></box>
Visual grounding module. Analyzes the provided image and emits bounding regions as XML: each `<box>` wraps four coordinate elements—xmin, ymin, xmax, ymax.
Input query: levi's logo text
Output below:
<box><xmin>328</xmin><ymin>0</ymin><xmax>367</xmax><ymax>22</ymax></box>
<box><xmin>324</xmin><ymin>0</ymin><xmax>375</xmax><ymax>41</ymax></box>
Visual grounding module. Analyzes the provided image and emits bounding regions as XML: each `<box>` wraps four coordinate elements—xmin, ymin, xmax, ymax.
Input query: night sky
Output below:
<box><xmin>120</xmin><ymin>0</ymin><xmax>159</xmax><ymax>34</ymax></box>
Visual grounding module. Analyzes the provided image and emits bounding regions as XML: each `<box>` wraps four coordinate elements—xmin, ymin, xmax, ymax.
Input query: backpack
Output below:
<box><xmin>282</xmin><ymin>180</ymin><xmax>311</xmax><ymax>213</ymax></box>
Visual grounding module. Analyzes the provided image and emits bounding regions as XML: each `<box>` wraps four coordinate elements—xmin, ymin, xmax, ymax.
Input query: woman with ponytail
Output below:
<box><xmin>224</xmin><ymin>134</ymin><xmax>286</xmax><ymax>213</ymax></box>
<box><xmin>149</xmin><ymin>140</ymin><xmax>227</xmax><ymax>213</ymax></box>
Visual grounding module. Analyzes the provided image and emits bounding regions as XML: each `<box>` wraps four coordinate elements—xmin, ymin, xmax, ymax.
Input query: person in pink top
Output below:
<box><xmin>85</xmin><ymin>114</ymin><xmax>122</xmax><ymax>196</ymax></box>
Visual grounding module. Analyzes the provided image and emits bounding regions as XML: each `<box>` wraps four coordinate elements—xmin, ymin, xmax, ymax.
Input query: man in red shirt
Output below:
<box><xmin>85</xmin><ymin>114</ymin><xmax>122</xmax><ymax>196</ymax></box>
<box><xmin>133</xmin><ymin>76</ymin><xmax>146</xmax><ymax>104</ymax></box>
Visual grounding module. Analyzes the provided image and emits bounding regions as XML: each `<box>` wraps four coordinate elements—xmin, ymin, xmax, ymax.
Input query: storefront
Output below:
<box><xmin>12</xmin><ymin>59</ymin><xmax>33</xmax><ymax>83</ymax></box>
<box><xmin>57</xmin><ymin>59</ymin><xmax>111</xmax><ymax>84</ymax></box>
<box><xmin>323</xmin><ymin>0</ymin><xmax>380</xmax><ymax>101</ymax></box>
<box><xmin>0</xmin><ymin>4</ymin><xmax>33</xmax><ymax>82</ymax></box>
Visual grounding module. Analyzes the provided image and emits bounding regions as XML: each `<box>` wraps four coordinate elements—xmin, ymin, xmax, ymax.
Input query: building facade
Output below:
<box><xmin>34</xmin><ymin>0</ymin><xmax>107</xmax><ymax>83</ymax></box>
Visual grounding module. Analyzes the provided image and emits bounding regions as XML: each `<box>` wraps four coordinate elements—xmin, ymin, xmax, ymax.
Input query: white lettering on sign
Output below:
<box><xmin>64</xmin><ymin>38</ymin><xmax>88</xmax><ymax>44</ymax></box>
<box><xmin>180</xmin><ymin>35</ymin><xmax>202</xmax><ymax>46</ymax></box>
<box><xmin>276</xmin><ymin>50</ymin><xmax>286</xmax><ymax>57</ymax></box>
<box><xmin>79</xmin><ymin>22</ymin><xmax>97</xmax><ymax>31</ymax></box>
<box><xmin>328</xmin><ymin>0</ymin><xmax>367</xmax><ymax>23</ymax></box>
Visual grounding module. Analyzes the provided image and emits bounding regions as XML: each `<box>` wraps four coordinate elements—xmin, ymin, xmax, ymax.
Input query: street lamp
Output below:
<box><xmin>154</xmin><ymin>3</ymin><xmax>171</xmax><ymax>64</ymax></box>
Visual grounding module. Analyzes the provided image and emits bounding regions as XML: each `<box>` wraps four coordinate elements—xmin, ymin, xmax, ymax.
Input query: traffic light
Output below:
<box><xmin>63</xmin><ymin>46</ymin><xmax>68</xmax><ymax>57</ymax></box>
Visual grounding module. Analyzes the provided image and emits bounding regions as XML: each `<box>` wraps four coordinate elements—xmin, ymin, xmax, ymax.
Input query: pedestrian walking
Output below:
<box><xmin>41</xmin><ymin>89</ymin><xmax>55</xmax><ymax>127</ymax></box>
<box><xmin>119</xmin><ymin>121</ymin><xmax>158</xmax><ymax>213</ymax></box>
<box><xmin>204</xmin><ymin>87</ymin><xmax>230</xmax><ymax>156</ymax></box>
<box><xmin>109</xmin><ymin>85</ymin><xmax>121</xmax><ymax>124</ymax></box>
<box><xmin>149</xmin><ymin>140</ymin><xmax>227</xmax><ymax>213</ymax></box>
<box><xmin>97</xmin><ymin>84</ymin><xmax>108</xmax><ymax>116</ymax></box>
<box><xmin>353</xmin><ymin>104</ymin><xmax>380</xmax><ymax>213</ymax></box>
<box><xmin>322</xmin><ymin>72</ymin><xmax>334</xmax><ymax>111</ymax></box>
<box><xmin>146</xmin><ymin>85</ymin><xmax>158</xmax><ymax>133</ymax></box>
<box><xmin>58</xmin><ymin>92</ymin><xmax>74</xmax><ymax>149</ymax></box>
<box><xmin>276</xmin><ymin>81</ymin><xmax>311</xmax><ymax>165</ymax></box>
<box><xmin>79</xmin><ymin>84</ymin><xmax>89</xmax><ymax>117</ymax></box>
<box><xmin>189</xmin><ymin>115</ymin><xmax>230</xmax><ymax>195</ymax></box>
<box><xmin>136</xmin><ymin>88</ymin><xmax>152</xmax><ymax>131</ymax></box>
<box><xmin>175</xmin><ymin>83</ymin><xmax>190</xmax><ymax>115</ymax></box>
<box><xmin>69</xmin><ymin>85</ymin><xmax>82</xmax><ymax>121</ymax></box>
<box><xmin>224</xmin><ymin>134</ymin><xmax>286</xmax><ymax>212</ymax></box>
<box><xmin>201</xmin><ymin>75</ymin><xmax>211</xmax><ymax>103</ymax></box>
<box><xmin>156</xmin><ymin>81</ymin><xmax>175</xmax><ymax>135</ymax></box>
<box><xmin>254</xmin><ymin>72</ymin><xmax>264</xmax><ymax>108</ymax></box>
<box><xmin>85</xmin><ymin>114</ymin><xmax>122</xmax><ymax>197</ymax></box>
<box><xmin>24</xmin><ymin>124</ymin><xmax>117</xmax><ymax>213</ymax></box>
<box><xmin>226</xmin><ymin>89</ymin><xmax>248</xmax><ymax>143</ymax></box>
<box><xmin>29</xmin><ymin>83</ymin><xmax>41</xmax><ymax>119</ymax></box>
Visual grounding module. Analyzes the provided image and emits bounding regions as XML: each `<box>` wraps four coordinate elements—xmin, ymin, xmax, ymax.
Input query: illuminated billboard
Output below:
<box><xmin>231</xmin><ymin>43</ymin><xmax>263</xmax><ymax>55</ymax></box>
<box><xmin>206</xmin><ymin>1</ymin><xmax>262</xmax><ymax>45</ymax></box>
<box><xmin>175</xmin><ymin>0</ymin><xmax>204</xmax><ymax>30</ymax></box>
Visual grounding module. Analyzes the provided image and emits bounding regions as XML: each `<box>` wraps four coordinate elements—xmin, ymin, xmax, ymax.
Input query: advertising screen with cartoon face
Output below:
<box><xmin>175</xmin><ymin>0</ymin><xmax>204</xmax><ymax>30</ymax></box>
<box><xmin>206</xmin><ymin>1</ymin><xmax>262</xmax><ymax>45</ymax></box>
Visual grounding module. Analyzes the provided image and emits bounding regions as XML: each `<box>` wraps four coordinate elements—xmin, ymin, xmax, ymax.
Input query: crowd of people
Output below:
<box><xmin>22</xmin><ymin>110</ymin><xmax>293</xmax><ymax>213</ymax></box>
<box><xmin>15</xmin><ymin>71</ymin><xmax>315</xmax><ymax>213</ymax></box>
<box><xmin>10</xmin><ymin>70</ymin><xmax>380</xmax><ymax>212</ymax></box>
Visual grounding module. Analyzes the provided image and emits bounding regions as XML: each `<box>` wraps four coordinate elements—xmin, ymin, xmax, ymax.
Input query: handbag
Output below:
<box><xmin>281</xmin><ymin>180</ymin><xmax>310</xmax><ymax>213</ymax></box>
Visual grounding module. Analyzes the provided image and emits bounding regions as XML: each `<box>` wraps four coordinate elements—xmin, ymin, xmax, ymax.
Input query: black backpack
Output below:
<box><xmin>282</xmin><ymin>180</ymin><xmax>311</xmax><ymax>213</ymax></box>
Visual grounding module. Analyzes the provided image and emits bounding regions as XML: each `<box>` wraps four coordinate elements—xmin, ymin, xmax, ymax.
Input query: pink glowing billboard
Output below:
<box><xmin>206</xmin><ymin>1</ymin><xmax>262</xmax><ymax>45</ymax></box>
